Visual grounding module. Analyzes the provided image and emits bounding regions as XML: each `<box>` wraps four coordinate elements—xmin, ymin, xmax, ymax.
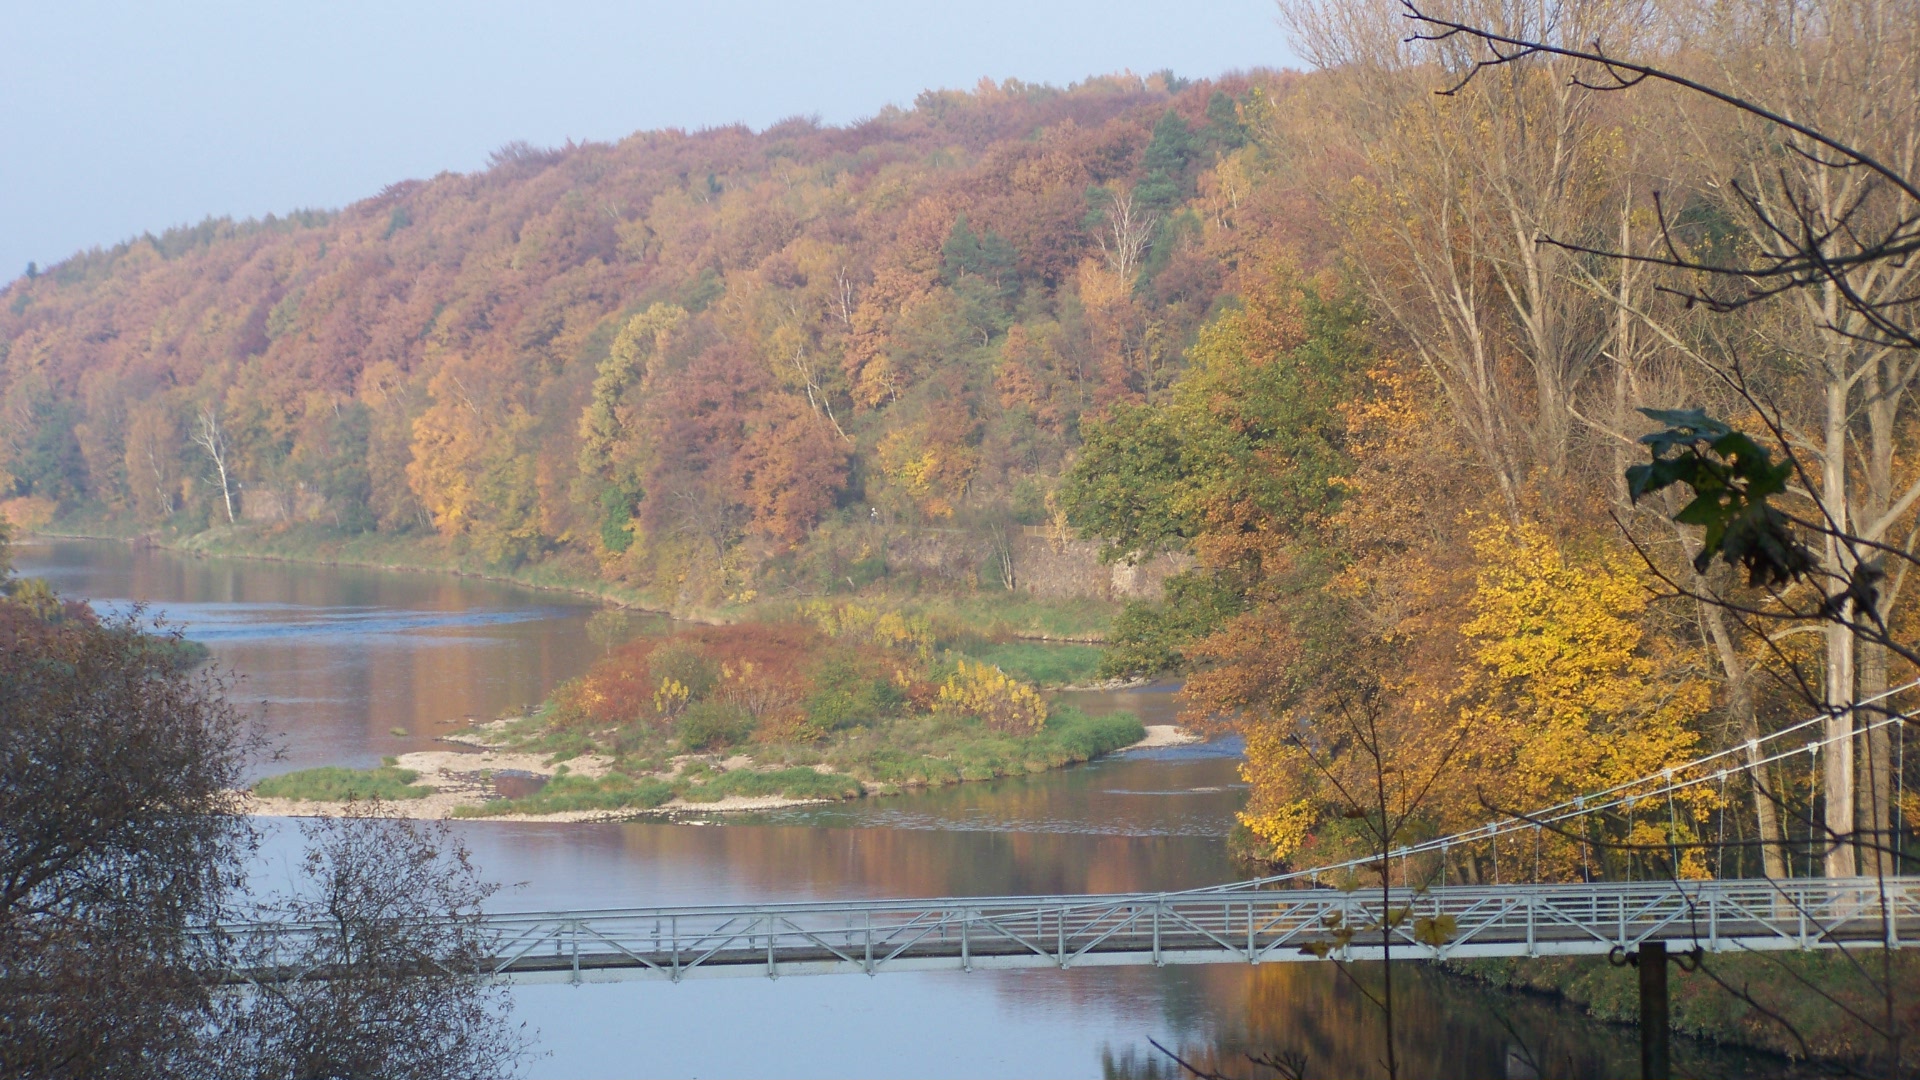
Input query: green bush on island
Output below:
<box><xmin>1040</xmin><ymin>707</ymin><xmax>1149</xmax><ymax>758</ymax></box>
<box><xmin>150</xmin><ymin>635</ymin><xmax>213</xmax><ymax>670</ymax></box>
<box><xmin>253</xmin><ymin>764</ymin><xmax>433</xmax><ymax>801</ymax></box>
<box><xmin>675</xmin><ymin>700</ymin><xmax>757</xmax><ymax>751</ymax></box>
<box><xmin>816</xmin><ymin>707</ymin><xmax>1143</xmax><ymax>786</ymax></box>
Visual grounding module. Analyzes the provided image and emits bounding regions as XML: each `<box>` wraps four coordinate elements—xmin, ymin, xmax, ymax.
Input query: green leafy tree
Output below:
<box><xmin>1057</xmin><ymin>402</ymin><xmax>1196</xmax><ymax>560</ymax></box>
<box><xmin>940</xmin><ymin>214</ymin><xmax>1017</xmax><ymax>294</ymax></box>
<box><xmin>1063</xmin><ymin>280</ymin><xmax>1366</xmax><ymax>676</ymax></box>
<box><xmin>1136</xmin><ymin>110</ymin><xmax>1195</xmax><ymax>212</ymax></box>
<box><xmin>1204</xmin><ymin>90</ymin><xmax>1247</xmax><ymax>149</ymax></box>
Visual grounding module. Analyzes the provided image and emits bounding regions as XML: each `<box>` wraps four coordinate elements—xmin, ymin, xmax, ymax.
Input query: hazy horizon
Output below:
<box><xmin>1</xmin><ymin>0</ymin><xmax>1293</xmax><ymax>283</ymax></box>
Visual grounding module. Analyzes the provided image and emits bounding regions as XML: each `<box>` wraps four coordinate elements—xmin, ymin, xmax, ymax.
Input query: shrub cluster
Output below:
<box><xmin>934</xmin><ymin>658</ymin><xmax>1048</xmax><ymax>733</ymax></box>
<box><xmin>544</xmin><ymin>618</ymin><xmax>931</xmax><ymax>752</ymax></box>
<box><xmin>499</xmin><ymin>610</ymin><xmax>1144</xmax><ymax>813</ymax></box>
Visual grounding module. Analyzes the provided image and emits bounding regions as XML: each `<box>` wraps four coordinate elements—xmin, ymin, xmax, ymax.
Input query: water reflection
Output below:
<box><xmin>477</xmin><ymin>820</ymin><xmax>1232</xmax><ymax>908</ymax></box>
<box><xmin>1098</xmin><ymin>963</ymin><xmax>1785</xmax><ymax>1080</ymax></box>
<box><xmin>13</xmin><ymin>538</ymin><xmax>624</xmax><ymax>777</ymax></box>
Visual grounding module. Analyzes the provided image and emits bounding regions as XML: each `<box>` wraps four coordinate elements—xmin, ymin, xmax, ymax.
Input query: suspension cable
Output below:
<box><xmin>1196</xmin><ymin>676</ymin><xmax>1920</xmax><ymax>893</ymax></box>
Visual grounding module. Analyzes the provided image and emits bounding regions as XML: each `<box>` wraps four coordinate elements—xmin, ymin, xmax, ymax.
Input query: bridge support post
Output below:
<box><xmin>961</xmin><ymin>910</ymin><xmax>971</xmax><ymax>972</ymax></box>
<box><xmin>1638</xmin><ymin>941</ymin><xmax>1669</xmax><ymax>1080</ymax></box>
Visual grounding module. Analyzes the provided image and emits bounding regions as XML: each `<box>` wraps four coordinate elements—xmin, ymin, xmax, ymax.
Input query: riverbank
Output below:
<box><xmin>26</xmin><ymin>520</ymin><xmax>1119</xmax><ymax>642</ymax></box>
<box><xmin>32</xmin><ymin>518</ymin><xmax>672</xmax><ymax>611</ymax></box>
<box><xmin>1453</xmin><ymin>951</ymin><xmax>1917</xmax><ymax>1071</ymax></box>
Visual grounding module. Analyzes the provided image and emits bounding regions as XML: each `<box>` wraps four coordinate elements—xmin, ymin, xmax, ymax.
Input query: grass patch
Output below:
<box><xmin>955</xmin><ymin>641</ymin><xmax>1105</xmax><ymax>686</ymax></box>
<box><xmin>870</xmin><ymin>594</ymin><xmax>1117</xmax><ymax>641</ymax></box>
<box><xmin>821</xmin><ymin>707</ymin><xmax>1143</xmax><ymax>788</ymax></box>
<box><xmin>1042</xmin><ymin>707</ymin><xmax>1148</xmax><ymax>757</ymax></box>
<box><xmin>456</xmin><ymin>773</ymin><xmax>676</xmax><ymax>817</ymax></box>
<box><xmin>748</xmin><ymin>592</ymin><xmax>1117</xmax><ymax>643</ymax></box>
<box><xmin>459</xmin><ymin>766</ymin><xmax>859</xmax><ymax>815</ymax></box>
<box><xmin>682</xmin><ymin>767</ymin><xmax>863</xmax><ymax>803</ymax></box>
<box><xmin>253</xmin><ymin>764</ymin><xmax>432</xmax><ymax>801</ymax></box>
<box><xmin>129</xmin><ymin>521</ymin><xmax>664</xmax><ymax>608</ymax></box>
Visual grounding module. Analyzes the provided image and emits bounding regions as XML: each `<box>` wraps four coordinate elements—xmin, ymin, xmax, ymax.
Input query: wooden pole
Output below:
<box><xmin>1638</xmin><ymin>942</ymin><xmax>1670</xmax><ymax>1080</ymax></box>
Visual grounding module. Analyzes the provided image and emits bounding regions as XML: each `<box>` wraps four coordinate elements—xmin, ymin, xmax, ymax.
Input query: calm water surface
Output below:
<box><xmin>15</xmin><ymin>538</ymin><xmax>1788</xmax><ymax>1079</ymax></box>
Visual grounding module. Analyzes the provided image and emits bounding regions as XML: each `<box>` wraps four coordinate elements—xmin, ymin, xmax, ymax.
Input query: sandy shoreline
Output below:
<box><xmin>241</xmin><ymin>747</ymin><xmax>833</xmax><ymax>822</ymax></box>
<box><xmin>241</xmin><ymin>791</ymin><xmax>831</xmax><ymax>822</ymax></box>
<box><xmin>1121</xmin><ymin>724</ymin><xmax>1202</xmax><ymax>750</ymax></box>
<box><xmin>243</xmin><ymin>724</ymin><xmax>1204</xmax><ymax>823</ymax></box>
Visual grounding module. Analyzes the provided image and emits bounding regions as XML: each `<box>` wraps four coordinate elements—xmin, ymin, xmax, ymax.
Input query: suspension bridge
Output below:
<box><xmin>227</xmin><ymin>876</ymin><xmax>1911</xmax><ymax>985</ymax></box>
<box><xmin>234</xmin><ymin>684</ymin><xmax>1920</xmax><ymax>987</ymax></box>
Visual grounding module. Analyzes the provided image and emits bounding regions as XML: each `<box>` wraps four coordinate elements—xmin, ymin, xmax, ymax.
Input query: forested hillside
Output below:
<box><xmin>0</xmin><ymin>71</ymin><xmax>1315</xmax><ymax>609</ymax></box>
<box><xmin>1050</xmin><ymin>0</ymin><xmax>1920</xmax><ymax>896</ymax></box>
<box><xmin>10</xmin><ymin>0</ymin><xmax>1919</xmax><ymax>916</ymax></box>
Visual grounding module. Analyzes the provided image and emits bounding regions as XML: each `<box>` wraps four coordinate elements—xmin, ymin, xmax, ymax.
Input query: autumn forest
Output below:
<box><xmin>1</xmin><ymin>71</ymin><xmax>1278</xmax><ymax>593</ymax></box>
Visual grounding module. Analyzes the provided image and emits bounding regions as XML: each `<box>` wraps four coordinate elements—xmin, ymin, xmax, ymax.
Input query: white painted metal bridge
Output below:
<box><xmin>236</xmin><ymin>876</ymin><xmax>1920</xmax><ymax>984</ymax></box>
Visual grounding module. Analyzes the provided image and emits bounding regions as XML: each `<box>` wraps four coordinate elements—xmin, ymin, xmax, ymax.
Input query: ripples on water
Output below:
<box><xmin>89</xmin><ymin>600</ymin><xmax>564</xmax><ymax>643</ymax></box>
<box><xmin>18</xmin><ymin>539</ymin><xmax>1792</xmax><ymax>1079</ymax></box>
<box><xmin>19</xmin><ymin>539</ymin><xmax>610</xmax><ymax>776</ymax></box>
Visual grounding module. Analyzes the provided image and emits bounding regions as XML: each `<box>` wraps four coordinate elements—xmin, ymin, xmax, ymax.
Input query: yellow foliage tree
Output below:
<box><xmin>875</xmin><ymin>422</ymin><xmax>977</xmax><ymax>521</ymax></box>
<box><xmin>800</xmin><ymin>600</ymin><xmax>936</xmax><ymax>659</ymax></box>
<box><xmin>407</xmin><ymin>384</ymin><xmax>484</xmax><ymax>536</ymax></box>
<box><xmin>934</xmin><ymin>659</ymin><xmax>1047</xmax><ymax>734</ymax></box>
<box><xmin>408</xmin><ymin>364</ymin><xmax>544</xmax><ymax>564</ymax></box>
<box><xmin>1238</xmin><ymin>724</ymin><xmax>1319</xmax><ymax>858</ymax></box>
<box><xmin>578</xmin><ymin>304</ymin><xmax>686</xmax><ymax>480</ymax></box>
<box><xmin>1232</xmin><ymin>513</ymin><xmax>1716</xmax><ymax>876</ymax></box>
<box><xmin>653</xmin><ymin>676</ymin><xmax>691</xmax><ymax>719</ymax></box>
<box><xmin>1455</xmin><ymin>520</ymin><xmax>1715</xmax><ymax>877</ymax></box>
<box><xmin>1459</xmin><ymin>521</ymin><xmax>1707</xmax><ymax>799</ymax></box>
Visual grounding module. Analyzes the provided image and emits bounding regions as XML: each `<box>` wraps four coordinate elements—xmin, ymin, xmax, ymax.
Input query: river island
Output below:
<box><xmin>245</xmin><ymin>602</ymin><xmax>1196</xmax><ymax>821</ymax></box>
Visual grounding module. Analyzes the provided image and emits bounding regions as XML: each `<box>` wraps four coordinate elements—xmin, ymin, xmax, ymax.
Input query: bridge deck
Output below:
<box><xmin>234</xmin><ymin>877</ymin><xmax>1920</xmax><ymax>985</ymax></box>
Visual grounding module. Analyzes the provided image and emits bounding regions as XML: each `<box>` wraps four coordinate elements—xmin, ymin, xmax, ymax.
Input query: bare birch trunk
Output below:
<box><xmin>1859</xmin><ymin>360</ymin><xmax>1899</xmax><ymax>876</ymax></box>
<box><xmin>193</xmin><ymin>405</ymin><xmax>237</xmax><ymax>525</ymax></box>
<box><xmin>1824</xmin><ymin>375</ymin><xmax>1857</xmax><ymax>878</ymax></box>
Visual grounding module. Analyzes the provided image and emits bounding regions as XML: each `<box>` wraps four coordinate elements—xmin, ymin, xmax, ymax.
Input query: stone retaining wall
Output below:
<box><xmin>880</xmin><ymin>527</ymin><xmax>1188</xmax><ymax>601</ymax></box>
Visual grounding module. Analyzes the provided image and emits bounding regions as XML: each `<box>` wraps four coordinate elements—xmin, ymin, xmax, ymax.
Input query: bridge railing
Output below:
<box><xmin>219</xmin><ymin>876</ymin><xmax>1920</xmax><ymax>984</ymax></box>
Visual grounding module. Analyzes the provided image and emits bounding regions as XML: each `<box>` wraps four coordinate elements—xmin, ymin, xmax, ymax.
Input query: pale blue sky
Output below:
<box><xmin>0</xmin><ymin>1</ymin><xmax>1294</xmax><ymax>282</ymax></box>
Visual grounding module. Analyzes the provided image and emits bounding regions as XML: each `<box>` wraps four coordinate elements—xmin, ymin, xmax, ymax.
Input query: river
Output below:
<box><xmin>15</xmin><ymin>538</ymin><xmax>1787</xmax><ymax>1079</ymax></box>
